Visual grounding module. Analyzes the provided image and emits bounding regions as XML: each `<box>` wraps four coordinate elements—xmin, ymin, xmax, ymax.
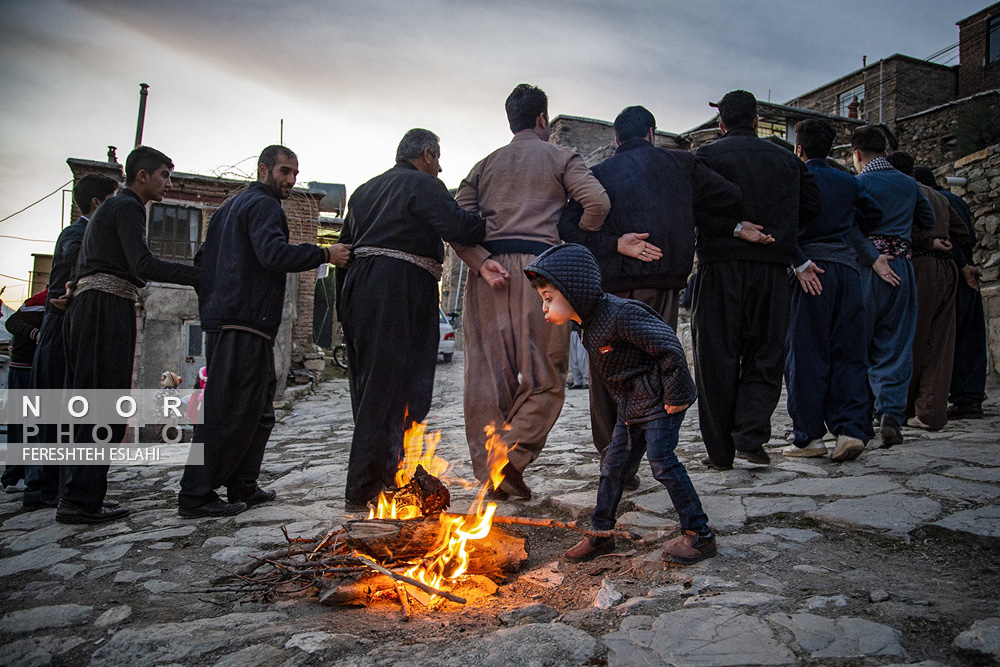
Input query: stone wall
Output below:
<box><xmin>936</xmin><ymin>144</ymin><xmax>1000</xmax><ymax>378</ymax></box>
<box><xmin>895</xmin><ymin>92</ymin><xmax>1000</xmax><ymax>168</ymax></box>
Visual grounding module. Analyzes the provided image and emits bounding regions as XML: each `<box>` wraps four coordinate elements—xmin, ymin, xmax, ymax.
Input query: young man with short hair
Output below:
<box><xmin>60</xmin><ymin>146</ymin><xmax>200</xmax><ymax>524</ymax></box>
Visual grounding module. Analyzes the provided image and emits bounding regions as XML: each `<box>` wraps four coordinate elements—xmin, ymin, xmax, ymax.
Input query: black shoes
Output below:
<box><xmin>498</xmin><ymin>463</ymin><xmax>532</xmax><ymax>499</ymax></box>
<box><xmin>701</xmin><ymin>456</ymin><xmax>733</xmax><ymax>471</ymax></box>
<box><xmin>880</xmin><ymin>416</ymin><xmax>903</xmax><ymax>447</ymax></box>
<box><xmin>624</xmin><ymin>475</ymin><xmax>641</xmax><ymax>491</ymax></box>
<box><xmin>947</xmin><ymin>403</ymin><xmax>984</xmax><ymax>420</ymax></box>
<box><xmin>229</xmin><ymin>486</ymin><xmax>276</xmax><ymax>507</ymax></box>
<box><xmin>56</xmin><ymin>503</ymin><xmax>130</xmax><ymax>524</ymax></box>
<box><xmin>735</xmin><ymin>448</ymin><xmax>770</xmax><ymax>465</ymax></box>
<box><xmin>178</xmin><ymin>498</ymin><xmax>247</xmax><ymax>519</ymax></box>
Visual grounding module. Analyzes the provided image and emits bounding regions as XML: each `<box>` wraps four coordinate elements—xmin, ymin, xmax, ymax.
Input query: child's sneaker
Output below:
<box><xmin>564</xmin><ymin>535</ymin><xmax>615</xmax><ymax>562</ymax></box>
<box><xmin>662</xmin><ymin>530</ymin><xmax>717</xmax><ymax>566</ymax></box>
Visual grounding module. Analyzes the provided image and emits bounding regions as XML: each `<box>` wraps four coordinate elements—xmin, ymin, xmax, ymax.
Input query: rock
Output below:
<box><xmin>89</xmin><ymin>612</ymin><xmax>288</xmax><ymax>666</ymax></box>
<box><xmin>5</xmin><ymin>635</ymin><xmax>86</xmax><ymax>666</ymax></box>
<box><xmin>94</xmin><ymin>605</ymin><xmax>133</xmax><ymax>628</ymax></box>
<box><xmin>113</xmin><ymin>570</ymin><xmax>160</xmax><ymax>584</ymax></box>
<box><xmin>518</xmin><ymin>561</ymin><xmax>564</xmax><ymax>588</ymax></box>
<box><xmin>85</xmin><ymin>525</ymin><xmax>196</xmax><ymax>548</ymax></box>
<box><xmin>499</xmin><ymin>603</ymin><xmax>559</xmax><ymax>626</ymax></box>
<box><xmin>683</xmin><ymin>591</ymin><xmax>787</xmax><ymax>607</ymax></box>
<box><xmin>800</xmin><ymin>595</ymin><xmax>849</xmax><ymax>610</ymax></box>
<box><xmin>766</xmin><ymin>613</ymin><xmax>907</xmax><ymax>659</ymax></box>
<box><xmin>594</xmin><ymin>578</ymin><xmax>624</xmax><ymax>609</ymax></box>
<box><xmin>82</xmin><ymin>543</ymin><xmax>134</xmax><ymax>562</ymax></box>
<box><xmin>603</xmin><ymin>608</ymin><xmax>797</xmax><ymax>666</ymax></box>
<box><xmin>735</xmin><ymin>475</ymin><xmax>902</xmax><ymax>497</ymax></box>
<box><xmin>616</xmin><ymin>511</ymin><xmax>677</xmax><ymax>530</ymax></box>
<box><xmin>870</xmin><ymin>589</ymin><xmax>890</xmax><ymax>603</ymax></box>
<box><xmin>48</xmin><ymin>563</ymin><xmax>85</xmax><ymax>580</ymax></box>
<box><xmin>906</xmin><ymin>473</ymin><xmax>1000</xmax><ymax>501</ymax></box>
<box><xmin>793</xmin><ymin>564</ymin><xmax>832</xmax><ymax>574</ymax></box>
<box><xmin>0</xmin><ymin>604</ymin><xmax>93</xmax><ymax>633</ymax></box>
<box><xmin>2</xmin><ymin>523</ymin><xmax>80</xmax><ymax>552</ymax></box>
<box><xmin>143</xmin><ymin>580</ymin><xmax>180</xmax><ymax>594</ymax></box>
<box><xmin>0</xmin><ymin>545</ymin><xmax>79</xmax><ymax>577</ymax></box>
<box><xmin>953</xmin><ymin>617</ymin><xmax>1000</xmax><ymax>662</ymax></box>
<box><xmin>549</xmin><ymin>491</ymin><xmax>595</xmax><ymax>518</ymax></box>
<box><xmin>285</xmin><ymin>631</ymin><xmax>362</xmax><ymax>654</ymax></box>
<box><xmin>743</xmin><ymin>496</ymin><xmax>818</xmax><ymax>517</ymax></box>
<box><xmin>931</xmin><ymin>505</ymin><xmax>1000</xmax><ymax>541</ymax></box>
<box><xmin>213</xmin><ymin>644</ymin><xmax>285</xmax><ymax>667</ymax></box>
<box><xmin>808</xmin><ymin>493</ymin><xmax>941</xmax><ymax>535</ymax></box>
<box><xmin>211</xmin><ymin>546</ymin><xmax>260</xmax><ymax>564</ymax></box>
<box><xmin>761</xmin><ymin>527</ymin><xmax>822</xmax><ymax>543</ymax></box>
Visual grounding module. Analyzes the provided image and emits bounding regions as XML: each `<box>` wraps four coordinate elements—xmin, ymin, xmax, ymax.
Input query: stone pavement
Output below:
<box><xmin>1</xmin><ymin>348</ymin><xmax>999</xmax><ymax>666</ymax></box>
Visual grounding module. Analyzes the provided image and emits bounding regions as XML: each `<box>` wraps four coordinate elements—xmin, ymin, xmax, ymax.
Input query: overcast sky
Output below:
<box><xmin>0</xmin><ymin>0</ymin><xmax>987</xmax><ymax>306</ymax></box>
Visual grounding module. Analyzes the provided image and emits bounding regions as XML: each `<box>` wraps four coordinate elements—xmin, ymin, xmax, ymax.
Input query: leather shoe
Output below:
<box><xmin>830</xmin><ymin>435</ymin><xmax>865</xmax><ymax>462</ymax></box>
<box><xmin>565</xmin><ymin>535</ymin><xmax>615</xmax><ymax>562</ymax></box>
<box><xmin>701</xmin><ymin>456</ymin><xmax>733</xmax><ymax>471</ymax></box>
<box><xmin>880</xmin><ymin>416</ymin><xmax>903</xmax><ymax>447</ymax></box>
<box><xmin>735</xmin><ymin>448</ymin><xmax>770</xmax><ymax>465</ymax></box>
<box><xmin>229</xmin><ymin>486</ymin><xmax>276</xmax><ymax>507</ymax></box>
<box><xmin>662</xmin><ymin>529</ymin><xmax>717</xmax><ymax>565</ymax></box>
<box><xmin>56</xmin><ymin>503</ymin><xmax>130</xmax><ymax>524</ymax></box>
<box><xmin>498</xmin><ymin>463</ymin><xmax>532</xmax><ymax>499</ymax></box>
<box><xmin>23</xmin><ymin>495</ymin><xmax>60</xmax><ymax>510</ymax></box>
<box><xmin>947</xmin><ymin>403</ymin><xmax>984</xmax><ymax>420</ymax></box>
<box><xmin>178</xmin><ymin>498</ymin><xmax>246</xmax><ymax>519</ymax></box>
<box><xmin>624</xmin><ymin>475</ymin><xmax>640</xmax><ymax>491</ymax></box>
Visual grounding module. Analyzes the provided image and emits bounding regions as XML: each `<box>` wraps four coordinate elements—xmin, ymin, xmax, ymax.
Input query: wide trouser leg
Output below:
<box><xmin>341</xmin><ymin>256</ymin><xmax>438</xmax><ymax>503</ymax></box>
<box><xmin>463</xmin><ymin>253</ymin><xmax>569</xmax><ymax>482</ymax></box>
<box><xmin>785</xmin><ymin>275</ymin><xmax>832</xmax><ymax>445</ymax></box>
<box><xmin>61</xmin><ymin>291</ymin><xmax>135</xmax><ymax>512</ymax></box>
<box><xmin>949</xmin><ymin>279</ymin><xmax>988</xmax><ymax>407</ymax></box>
<box><xmin>2</xmin><ymin>366</ymin><xmax>31</xmax><ymax>487</ymax></box>
<box><xmin>863</xmin><ymin>259</ymin><xmax>917</xmax><ymax>425</ymax></box>
<box><xmin>694</xmin><ymin>262</ymin><xmax>789</xmax><ymax>466</ymax></box>
<box><xmin>24</xmin><ymin>310</ymin><xmax>66</xmax><ymax>503</ymax></box>
<box><xmin>907</xmin><ymin>257</ymin><xmax>957</xmax><ymax>429</ymax></box>
<box><xmin>824</xmin><ymin>265</ymin><xmax>871</xmax><ymax>442</ymax></box>
<box><xmin>178</xmin><ymin>329</ymin><xmax>277</xmax><ymax>509</ymax></box>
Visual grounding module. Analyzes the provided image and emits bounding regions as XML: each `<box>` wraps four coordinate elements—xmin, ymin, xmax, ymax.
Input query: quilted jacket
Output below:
<box><xmin>525</xmin><ymin>244</ymin><xmax>697</xmax><ymax>423</ymax></box>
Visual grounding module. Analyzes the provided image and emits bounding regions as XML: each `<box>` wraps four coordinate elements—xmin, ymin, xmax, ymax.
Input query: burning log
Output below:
<box><xmin>343</xmin><ymin>518</ymin><xmax>528</xmax><ymax>574</ymax></box>
<box><xmin>449</xmin><ymin>514</ymin><xmax>643</xmax><ymax>541</ymax></box>
<box><xmin>378</xmin><ymin>464</ymin><xmax>451</xmax><ymax>517</ymax></box>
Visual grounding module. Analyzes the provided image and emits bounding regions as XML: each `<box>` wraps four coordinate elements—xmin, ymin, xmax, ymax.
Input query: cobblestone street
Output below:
<box><xmin>2</xmin><ymin>347</ymin><xmax>999</xmax><ymax>666</ymax></box>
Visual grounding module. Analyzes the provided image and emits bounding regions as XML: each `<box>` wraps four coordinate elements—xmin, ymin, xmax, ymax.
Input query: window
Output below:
<box><xmin>756</xmin><ymin>118</ymin><xmax>787</xmax><ymax>140</ymax></box>
<box><xmin>148</xmin><ymin>204</ymin><xmax>202</xmax><ymax>264</ymax></box>
<box><xmin>990</xmin><ymin>16</ymin><xmax>1000</xmax><ymax>64</ymax></box>
<box><xmin>837</xmin><ymin>84</ymin><xmax>864</xmax><ymax>117</ymax></box>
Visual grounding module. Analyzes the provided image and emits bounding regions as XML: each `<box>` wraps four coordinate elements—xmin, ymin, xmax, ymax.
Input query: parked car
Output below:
<box><xmin>439</xmin><ymin>309</ymin><xmax>455</xmax><ymax>362</ymax></box>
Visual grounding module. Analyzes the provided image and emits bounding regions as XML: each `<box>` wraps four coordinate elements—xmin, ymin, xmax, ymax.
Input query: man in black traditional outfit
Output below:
<box><xmin>338</xmin><ymin>129</ymin><xmax>486</xmax><ymax>510</ymax></box>
<box><xmin>178</xmin><ymin>145</ymin><xmax>347</xmax><ymax>518</ymax></box>
<box><xmin>24</xmin><ymin>174</ymin><xmax>119</xmax><ymax>510</ymax></box>
<box><xmin>59</xmin><ymin>146</ymin><xmax>199</xmax><ymax>524</ymax></box>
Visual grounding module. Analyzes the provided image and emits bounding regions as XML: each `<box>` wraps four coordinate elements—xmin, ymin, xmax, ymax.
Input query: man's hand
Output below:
<box><xmin>930</xmin><ymin>238</ymin><xmax>953</xmax><ymax>253</ymax></box>
<box><xmin>618</xmin><ymin>232</ymin><xmax>663</xmax><ymax>262</ymax></box>
<box><xmin>962</xmin><ymin>264</ymin><xmax>982</xmax><ymax>291</ymax></box>
<box><xmin>50</xmin><ymin>281</ymin><xmax>75</xmax><ymax>310</ymax></box>
<box><xmin>737</xmin><ymin>222</ymin><xmax>775</xmax><ymax>244</ymax></box>
<box><xmin>665</xmin><ymin>402</ymin><xmax>691</xmax><ymax>415</ymax></box>
<box><xmin>795</xmin><ymin>261</ymin><xmax>825</xmax><ymax>296</ymax></box>
<box><xmin>872</xmin><ymin>254</ymin><xmax>900</xmax><ymax>287</ymax></box>
<box><xmin>479</xmin><ymin>259</ymin><xmax>510</xmax><ymax>289</ymax></box>
<box><xmin>328</xmin><ymin>243</ymin><xmax>352</xmax><ymax>269</ymax></box>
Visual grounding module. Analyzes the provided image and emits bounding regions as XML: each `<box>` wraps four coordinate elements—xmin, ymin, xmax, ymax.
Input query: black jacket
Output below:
<box><xmin>525</xmin><ymin>244</ymin><xmax>696</xmax><ymax>423</ymax></box>
<box><xmin>695</xmin><ymin>128</ymin><xmax>822</xmax><ymax>266</ymax></box>
<box><xmin>5</xmin><ymin>291</ymin><xmax>45</xmax><ymax>367</ymax></box>
<box><xmin>197</xmin><ymin>182</ymin><xmax>327</xmax><ymax>339</ymax></box>
<box><xmin>46</xmin><ymin>216</ymin><xmax>88</xmax><ymax>310</ymax></box>
<box><xmin>75</xmin><ymin>188</ymin><xmax>199</xmax><ymax>288</ymax></box>
<box><xmin>559</xmin><ymin>139</ymin><xmax>741</xmax><ymax>291</ymax></box>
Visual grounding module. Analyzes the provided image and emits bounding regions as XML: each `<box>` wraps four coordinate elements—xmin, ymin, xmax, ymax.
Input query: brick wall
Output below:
<box><xmin>958</xmin><ymin>2</ymin><xmax>1000</xmax><ymax>97</ymax></box>
<box><xmin>936</xmin><ymin>144</ymin><xmax>1000</xmax><ymax>379</ymax></box>
<box><xmin>283</xmin><ymin>191</ymin><xmax>321</xmax><ymax>349</ymax></box>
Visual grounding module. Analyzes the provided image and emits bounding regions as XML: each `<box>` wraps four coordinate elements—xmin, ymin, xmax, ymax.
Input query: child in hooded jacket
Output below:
<box><xmin>525</xmin><ymin>243</ymin><xmax>715</xmax><ymax>564</ymax></box>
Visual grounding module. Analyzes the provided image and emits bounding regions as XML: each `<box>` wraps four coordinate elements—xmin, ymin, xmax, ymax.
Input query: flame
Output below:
<box><xmin>483</xmin><ymin>422</ymin><xmax>514</xmax><ymax>493</ymax></box>
<box><xmin>405</xmin><ymin>502</ymin><xmax>497</xmax><ymax>594</ymax></box>
<box><xmin>395</xmin><ymin>420</ymin><xmax>449</xmax><ymax>488</ymax></box>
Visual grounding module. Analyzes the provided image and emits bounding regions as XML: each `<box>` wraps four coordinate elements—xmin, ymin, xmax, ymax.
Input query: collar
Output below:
<box><xmin>248</xmin><ymin>180</ymin><xmax>281</xmax><ymax>200</ymax></box>
<box><xmin>121</xmin><ymin>187</ymin><xmax>144</xmax><ymax>204</ymax></box>
<box><xmin>723</xmin><ymin>127</ymin><xmax>758</xmax><ymax>138</ymax></box>
<box><xmin>614</xmin><ymin>138</ymin><xmax>654</xmax><ymax>155</ymax></box>
<box><xmin>394</xmin><ymin>160</ymin><xmax>419</xmax><ymax>171</ymax></box>
<box><xmin>860</xmin><ymin>156</ymin><xmax>895</xmax><ymax>174</ymax></box>
<box><xmin>511</xmin><ymin>131</ymin><xmax>543</xmax><ymax>143</ymax></box>
<box><xmin>78</xmin><ymin>215</ymin><xmax>90</xmax><ymax>223</ymax></box>
<box><xmin>806</xmin><ymin>158</ymin><xmax>830</xmax><ymax>168</ymax></box>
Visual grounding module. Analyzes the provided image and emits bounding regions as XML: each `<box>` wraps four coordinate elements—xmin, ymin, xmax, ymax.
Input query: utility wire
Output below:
<box><xmin>0</xmin><ymin>234</ymin><xmax>55</xmax><ymax>243</ymax></box>
<box><xmin>0</xmin><ymin>272</ymin><xmax>29</xmax><ymax>283</ymax></box>
<box><xmin>0</xmin><ymin>180</ymin><xmax>72</xmax><ymax>225</ymax></box>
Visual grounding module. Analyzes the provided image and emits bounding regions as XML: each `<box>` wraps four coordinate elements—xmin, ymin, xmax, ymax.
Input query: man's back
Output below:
<box><xmin>857</xmin><ymin>162</ymin><xmax>932</xmax><ymax>239</ymax></box>
<box><xmin>696</xmin><ymin>128</ymin><xmax>818</xmax><ymax>265</ymax></box>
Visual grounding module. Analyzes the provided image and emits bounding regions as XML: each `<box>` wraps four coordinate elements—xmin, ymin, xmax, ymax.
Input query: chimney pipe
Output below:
<box><xmin>134</xmin><ymin>83</ymin><xmax>149</xmax><ymax>148</ymax></box>
<box><xmin>107</xmin><ymin>146</ymin><xmax>118</xmax><ymax>164</ymax></box>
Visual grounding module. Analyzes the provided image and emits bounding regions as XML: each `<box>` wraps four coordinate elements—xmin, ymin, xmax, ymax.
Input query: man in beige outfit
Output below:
<box><xmin>453</xmin><ymin>84</ymin><xmax>610</xmax><ymax>498</ymax></box>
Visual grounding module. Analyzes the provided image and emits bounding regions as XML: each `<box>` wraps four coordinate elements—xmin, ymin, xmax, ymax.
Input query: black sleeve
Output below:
<box><xmin>798</xmin><ymin>164</ymin><xmax>822</xmax><ymax>226</ymax></box>
<box><xmin>410</xmin><ymin>178</ymin><xmax>486</xmax><ymax>246</ymax></box>
<box><xmin>557</xmin><ymin>197</ymin><xmax>587</xmax><ymax>245</ymax></box>
<box><xmin>4</xmin><ymin>308</ymin><xmax>39</xmax><ymax>341</ymax></box>
<box><xmin>118</xmin><ymin>202</ymin><xmax>200</xmax><ymax>287</ymax></box>
<box><xmin>248</xmin><ymin>199</ymin><xmax>327</xmax><ymax>273</ymax></box>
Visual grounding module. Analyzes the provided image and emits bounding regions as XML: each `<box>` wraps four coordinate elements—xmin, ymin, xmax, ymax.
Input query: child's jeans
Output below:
<box><xmin>591</xmin><ymin>411</ymin><xmax>709</xmax><ymax>535</ymax></box>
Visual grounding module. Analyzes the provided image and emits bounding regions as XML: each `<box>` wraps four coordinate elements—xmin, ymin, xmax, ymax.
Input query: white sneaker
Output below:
<box><xmin>3</xmin><ymin>479</ymin><xmax>27</xmax><ymax>494</ymax></box>
<box><xmin>830</xmin><ymin>435</ymin><xmax>865</xmax><ymax>462</ymax></box>
<box><xmin>782</xmin><ymin>440</ymin><xmax>828</xmax><ymax>458</ymax></box>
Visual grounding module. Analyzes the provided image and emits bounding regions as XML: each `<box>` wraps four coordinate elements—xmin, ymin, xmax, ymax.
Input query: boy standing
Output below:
<box><xmin>525</xmin><ymin>244</ymin><xmax>715</xmax><ymax>565</ymax></box>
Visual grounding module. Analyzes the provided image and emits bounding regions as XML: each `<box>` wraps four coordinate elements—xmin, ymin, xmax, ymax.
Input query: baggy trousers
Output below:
<box><xmin>178</xmin><ymin>329</ymin><xmax>277</xmax><ymax>509</ymax></box>
<box><xmin>463</xmin><ymin>253</ymin><xmax>569</xmax><ymax>482</ymax></box>
<box><xmin>24</xmin><ymin>309</ymin><xmax>67</xmax><ymax>503</ymax></box>
<box><xmin>785</xmin><ymin>262</ymin><xmax>869</xmax><ymax>445</ymax></box>
<box><xmin>62</xmin><ymin>290</ymin><xmax>136</xmax><ymax>512</ymax></box>
<box><xmin>589</xmin><ymin>287</ymin><xmax>678</xmax><ymax>477</ymax></box>
<box><xmin>692</xmin><ymin>261</ymin><xmax>791</xmax><ymax>467</ymax></box>
<box><xmin>861</xmin><ymin>258</ymin><xmax>917</xmax><ymax>424</ymax></box>
<box><xmin>1</xmin><ymin>366</ymin><xmax>30</xmax><ymax>488</ymax></box>
<box><xmin>950</xmin><ymin>278</ymin><xmax>988</xmax><ymax>407</ymax></box>
<box><xmin>907</xmin><ymin>256</ymin><xmax>958</xmax><ymax>429</ymax></box>
<box><xmin>341</xmin><ymin>256</ymin><xmax>439</xmax><ymax>504</ymax></box>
